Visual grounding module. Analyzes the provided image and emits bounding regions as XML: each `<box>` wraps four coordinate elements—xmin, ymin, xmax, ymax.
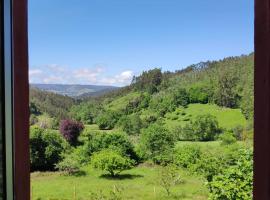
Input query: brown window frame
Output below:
<box><xmin>1</xmin><ymin>0</ymin><xmax>269</xmax><ymax>199</ymax></box>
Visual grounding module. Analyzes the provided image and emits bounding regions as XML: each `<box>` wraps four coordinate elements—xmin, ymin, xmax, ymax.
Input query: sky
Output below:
<box><xmin>29</xmin><ymin>0</ymin><xmax>254</xmax><ymax>86</ymax></box>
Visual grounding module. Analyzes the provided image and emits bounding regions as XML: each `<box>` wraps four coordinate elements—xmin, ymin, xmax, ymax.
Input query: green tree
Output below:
<box><xmin>192</xmin><ymin>114</ymin><xmax>221</xmax><ymax>141</ymax></box>
<box><xmin>91</xmin><ymin>149</ymin><xmax>134</xmax><ymax>176</ymax></box>
<box><xmin>30</xmin><ymin>126</ymin><xmax>68</xmax><ymax>171</ymax></box>
<box><xmin>139</xmin><ymin>124</ymin><xmax>175</xmax><ymax>162</ymax></box>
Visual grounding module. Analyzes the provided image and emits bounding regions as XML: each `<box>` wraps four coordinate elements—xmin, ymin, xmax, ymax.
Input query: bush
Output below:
<box><xmin>91</xmin><ymin>149</ymin><xmax>135</xmax><ymax>176</ymax></box>
<box><xmin>174</xmin><ymin>145</ymin><xmax>202</xmax><ymax>168</ymax></box>
<box><xmin>174</xmin><ymin>88</ymin><xmax>189</xmax><ymax>107</ymax></box>
<box><xmin>188</xmin><ymin>86</ymin><xmax>209</xmax><ymax>104</ymax></box>
<box><xmin>96</xmin><ymin>111</ymin><xmax>119</xmax><ymax>130</ymax></box>
<box><xmin>30</xmin><ymin>126</ymin><xmax>68</xmax><ymax>171</ymax></box>
<box><xmin>192</xmin><ymin>114</ymin><xmax>221</xmax><ymax>141</ymax></box>
<box><xmin>139</xmin><ymin>124</ymin><xmax>175</xmax><ymax>163</ymax></box>
<box><xmin>59</xmin><ymin>119</ymin><xmax>84</xmax><ymax>146</ymax></box>
<box><xmin>220</xmin><ymin>132</ymin><xmax>237</xmax><ymax>145</ymax></box>
<box><xmin>158</xmin><ymin>164</ymin><xmax>181</xmax><ymax>196</ymax></box>
<box><xmin>56</xmin><ymin>155</ymin><xmax>81</xmax><ymax>175</ymax></box>
<box><xmin>118</xmin><ymin>114</ymin><xmax>142</xmax><ymax>135</ymax></box>
<box><xmin>78</xmin><ymin>131</ymin><xmax>138</xmax><ymax>162</ymax></box>
<box><xmin>208</xmin><ymin>149</ymin><xmax>253</xmax><ymax>200</ymax></box>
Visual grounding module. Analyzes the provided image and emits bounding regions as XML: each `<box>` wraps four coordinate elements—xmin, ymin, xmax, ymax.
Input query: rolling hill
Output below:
<box><xmin>30</xmin><ymin>83</ymin><xmax>119</xmax><ymax>98</ymax></box>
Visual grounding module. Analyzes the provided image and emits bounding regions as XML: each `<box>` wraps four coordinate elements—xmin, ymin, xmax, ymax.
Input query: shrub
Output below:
<box><xmin>118</xmin><ymin>114</ymin><xmax>142</xmax><ymax>135</ymax></box>
<box><xmin>59</xmin><ymin>119</ymin><xmax>84</xmax><ymax>146</ymax></box>
<box><xmin>174</xmin><ymin>88</ymin><xmax>189</xmax><ymax>107</ymax></box>
<box><xmin>192</xmin><ymin>114</ymin><xmax>221</xmax><ymax>141</ymax></box>
<box><xmin>188</xmin><ymin>86</ymin><xmax>209</xmax><ymax>104</ymax></box>
<box><xmin>191</xmin><ymin>150</ymin><xmax>224</xmax><ymax>182</ymax></box>
<box><xmin>220</xmin><ymin>132</ymin><xmax>237</xmax><ymax>145</ymax></box>
<box><xmin>96</xmin><ymin>111</ymin><xmax>119</xmax><ymax>130</ymax></box>
<box><xmin>56</xmin><ymin>155</ymin><xmax>81</xmax><ymax>175</ymax></box>
<box><xmin>208</xmin><ymin>149</ymin><xmax>253</xmax><ymax>200</ymax></box>
<box><xmin>158</xmin><ymin>164</ymin><xmax>181</xmax><ymax>196</ymax></box>
<box><xmin>91</xmin><ymin>149</ymin><xmax>135</xmax><ymax>176</ymax></box>
<box><xmin>139</xmin><ymin>123</ymin><xmax>175</xmax><ymax>163</ymax></box>
<box><xmin>78</xmin><ymin>131</ymin><xmax>138</xmax><ymax>162</ymax></box>
<box><xmin>30</xmin><ymin>126</ymin><xmax>68</xmax><ymax>171</ymax></box>
<box><xmin>174</xmin><ymin>145</ymin><xmax>202</xmax><ymax>169</ymax></box>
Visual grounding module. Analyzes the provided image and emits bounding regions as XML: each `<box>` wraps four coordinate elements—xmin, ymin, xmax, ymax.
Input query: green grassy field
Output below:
<box><xmin>31</xmin><ymin>165</ymin><xmax>208</xmax><ymax>200</ymax></box>
<box><xmin>163</xmin><ymin>103</ymin><xmax>247</xmax><ymax>131</ymax></box>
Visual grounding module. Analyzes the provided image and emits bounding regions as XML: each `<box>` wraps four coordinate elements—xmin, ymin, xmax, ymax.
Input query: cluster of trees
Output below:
<box><xmin>29</xmin><ymin>53</ymin><xmax>254</xmax><ymax>199</ymax></box>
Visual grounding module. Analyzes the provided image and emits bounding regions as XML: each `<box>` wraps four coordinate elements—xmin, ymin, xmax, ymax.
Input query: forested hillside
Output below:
<box><xmin>30</xmin><ymin>53</ymin><xmax>254</xmax><ymax>199</ymax></box>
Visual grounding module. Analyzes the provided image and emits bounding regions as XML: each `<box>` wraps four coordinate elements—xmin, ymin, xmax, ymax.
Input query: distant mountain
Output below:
<box><xmin>30</xmin><ymin>83</ymin><xmax>119</xmax><ymax>98</ymax></box>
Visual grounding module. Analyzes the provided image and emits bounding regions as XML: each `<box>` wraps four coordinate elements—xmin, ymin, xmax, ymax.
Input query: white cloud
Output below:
<box><xmin>29</xmin><ymin>69</ymin><xmax>43</xmax><ymax>76</ymax></box>
<box><xmin>100</xmin><ymin>70</ymin><xmax>134</xmax><ymax>86</ymax></box>
<box><xmin>46</xmin><ymin>64</ymin><xmax>66</xmax><ymax>72</ymax></box>
<box><xmin>43</xmin><ymin>75</ymin><xmax>65</xmax><ymax>84</ymax></box>
<box><xmin>73</xmin><ymin>68</ymin><xmax>104</xmax><ymax>83</ymax></box>
<box><xmin>29</xmin><ymin>64</ymin><xmax>134</xmax><ymax>86</ymax></box>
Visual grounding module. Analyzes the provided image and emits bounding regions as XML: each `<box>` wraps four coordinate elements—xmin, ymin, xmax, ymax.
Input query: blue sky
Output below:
<box><xmin>29</xmin><ymin>0</ymin><xmax>254</xmax><ymax>86</ymax></box>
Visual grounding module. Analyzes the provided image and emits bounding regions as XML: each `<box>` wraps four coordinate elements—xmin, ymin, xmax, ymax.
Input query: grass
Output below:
<box><xmin>105</xmin><ymin>92</ymin><xmax>141</xmax><ymax>111</ymax></box>
<box><xmin>31</xmin><ymin>165</ymin><xmax>208</xmax><ymax>200</ymax></box>
<box><xmin>163</xmin><ymin>103</ymin><xmax>247</xmax><ymax>131</ymax></box>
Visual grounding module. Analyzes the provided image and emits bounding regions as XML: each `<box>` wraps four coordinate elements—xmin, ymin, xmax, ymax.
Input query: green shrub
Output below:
<box><xmin>56</xmin><ymin>155</ymin><xmax>81</xmax><ymax>175</ymax></box>
<box><xmin>158</xmin><ymin>164</ymin><xmax>181</xmax><ymax>196</ymax></box>
<box><xmin>96</xmin><ymin>111</ymin><xmax>119</xmax><ymax>130</ymax></box>
<box><xmin>139</xmin><ymin>123</ymin><xmax>175</xmax><ymax>163</ymax></box>
<box><xmin>192</xmin><ymin>114</ymin><xmax>221</xmax><ymax>141</ymax></box>
<box><xmin>78</xmin><ymin>131</ymin><xmax>138</xmax><ymax>162</ymax></box>
<box><xmin>208</xmin><ymin>149</ymin><xmax>253</xmax><ymax>200</ymax></box>
<box><xmin>91</xmin><ymin>149</ymin><xmax>135</xmax><ymax>176</ymax></box>
<box><xmin>118</xmin><ymin>114</ymin><xmax>142</xmax><ymax>135</ymax></box>
<box><xmin>174</xmin><ymin>145</ymin><xmax>202</xmax><ymax>169</ymax></box>
<box><xmin>30</xmin><ymin>126</ymin><xmax>68</xmax><ymax>171</ymax></box>
<box><xmin>220</xmin><ymin>132</ymin><xmax>237</xmax><ymax>145</ymax></box>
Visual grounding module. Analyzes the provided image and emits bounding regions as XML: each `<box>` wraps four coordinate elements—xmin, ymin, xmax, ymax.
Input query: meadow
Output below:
<box><xmin>30</xmin><ymin>54</ymin><xmax>254</xmax><ymax>200</ymax></box>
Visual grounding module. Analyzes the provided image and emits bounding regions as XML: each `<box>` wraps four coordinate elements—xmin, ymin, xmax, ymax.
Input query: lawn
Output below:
<box><xmin>163</xmin><ymin>103</ymin><xmax>247</xmax><ymax>131</ymax></box>
<box><xmin>31</xmin><ymin>165</ymin><xmax>208</xmax><ymax>200</ymax></box>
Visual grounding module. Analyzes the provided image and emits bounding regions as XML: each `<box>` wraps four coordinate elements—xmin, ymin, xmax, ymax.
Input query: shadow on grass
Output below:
<box><xmin>100</xmin><ymin>173</ymin><xmax>144</xmax><ymax>180</ymax></box>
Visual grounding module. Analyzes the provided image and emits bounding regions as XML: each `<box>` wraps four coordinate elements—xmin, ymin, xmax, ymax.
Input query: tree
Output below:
<box><xmin>215</xmin><ymin>70</ymin><xmax>239</xmax><ymax>108</ymax></box>
<box><xmin>158</xmin><ymin>164</ymin><xmax>181</xmax><ymax>196</ymax></box>
<box><xmin>59</xmin><ymin>119</ymin><xmax>84</xmax><ymax>146</ymax></box>
<box><xmin>139</xmin><ymin>124</ymin><xmax>175</xmax><ymax>162</ymax></box>
<box><xmin>30</xmin><ymin>126</ymin><xmax>67</xmax><ymax>171</ymax></box>
<box><xmin>91</xmin><ymin>149</ymin><xmax>134</xmax><ymax>176</ymax></box>
<box><xmin>133</xmin><ymin>68</ymin><xmax>163</xmax><ymax>93</ymax></box>
<box><xmin>192</xmin><ymin>114</ymin><xmax>221</xmax><ymax>141</ymax></box>
<box><xmin>96</xmin><ymin>111</ymin><xmax>119</xmax><ymax>130</ymax></box>
<box><xmin>208</xmin><ymin>149</ymin><xmax>253</xmax><ymax>200</ymax></box>
<box><xmin>118</xmin><ymin>114</ymin><xmax>142</xmax><ymax>135</ymax></box>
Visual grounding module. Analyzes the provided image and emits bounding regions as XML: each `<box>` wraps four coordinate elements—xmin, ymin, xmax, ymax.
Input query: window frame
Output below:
<box><xmin>1</xmin><ymin>0</ymin><xmax>269</xmax><ymax>199</ymax></box>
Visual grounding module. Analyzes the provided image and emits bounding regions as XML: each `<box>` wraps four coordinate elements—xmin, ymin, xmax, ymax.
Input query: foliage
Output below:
<box><xmin>118</xmin><ymin>114</ymin><xmax>142</xmax><ymax>135</ymax></box>
<box><xmin>70</xmin><ymin>101</ymin><xmax>103</xmax><ymax>124</ymax></box>
<box><xmin>56</xmin><ymin>155</ymin><xmax>81</xmax><ymax>175</ymax></box>
<box><xmin>158</xmin><ymin>164</ymin><xmax>181</xmax><ymax>196</ymax></box>
<box><xmin>30</xmin><ymin>101</ymin><xmax>41</xmax><ymax>115</ymax></box>
<box><xmin>59</xmin><ymin>119</ymin><xmax>84</xmax><ymax>146</ymax></box>
<box><xmin>139</xmin><ymin>123</ymin><xmax>175</xmax><ymax>163</ymax></box>
<box><xmin>214</xmin><ymin>69</ymin><xmax>240</xmax><ymax>108</ymax></box>
<box><xmin>91</xmin><ymin>149</ymin><xmax>135</xmax><ymax>176</ymax></box>
<box><xmin>132</xmin><ymin>68</ymin><xmax>162</xmax><ymax>94</ymax></box>
<box><xmin>188</xmin><ymin>86</ymin><xmax>210</xmax><ymax>104</ymax></box>
<box><xmin>96</xmin><ymin>111</ymin><xmax>119</xmax><ymax>130</ymax></box>
<box><xmin>220</xmin><ymin>132</ymin><xmax>237</xmax><ymax>145</ymax></box>
<box><xmin>30</xmin><ymin>126</ymin><xmax>68</xmax><ymax>171</ymax></box>
<box><xmin>30</xmin><ymin>88</ymin><xmax>75</xmax><ymax>119</ymax></box>
<box><xmin>208</xmin><ymin>149</ymin><xmax>253</xmax><ymax>200</ymax></box>
<box><xmin>191</xmin><ymin>114</ymin><xmax>221</xmax><ymax>141</ymax></box>
<box><xmin>173</xmin><ymin>145</ymin><xmax>202</xmax><ymax>168</ymax></box>
<box><xmin>79</xmin><ymin>131</ymin><xmax>138</xmax><ymax>162</ymax></box>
